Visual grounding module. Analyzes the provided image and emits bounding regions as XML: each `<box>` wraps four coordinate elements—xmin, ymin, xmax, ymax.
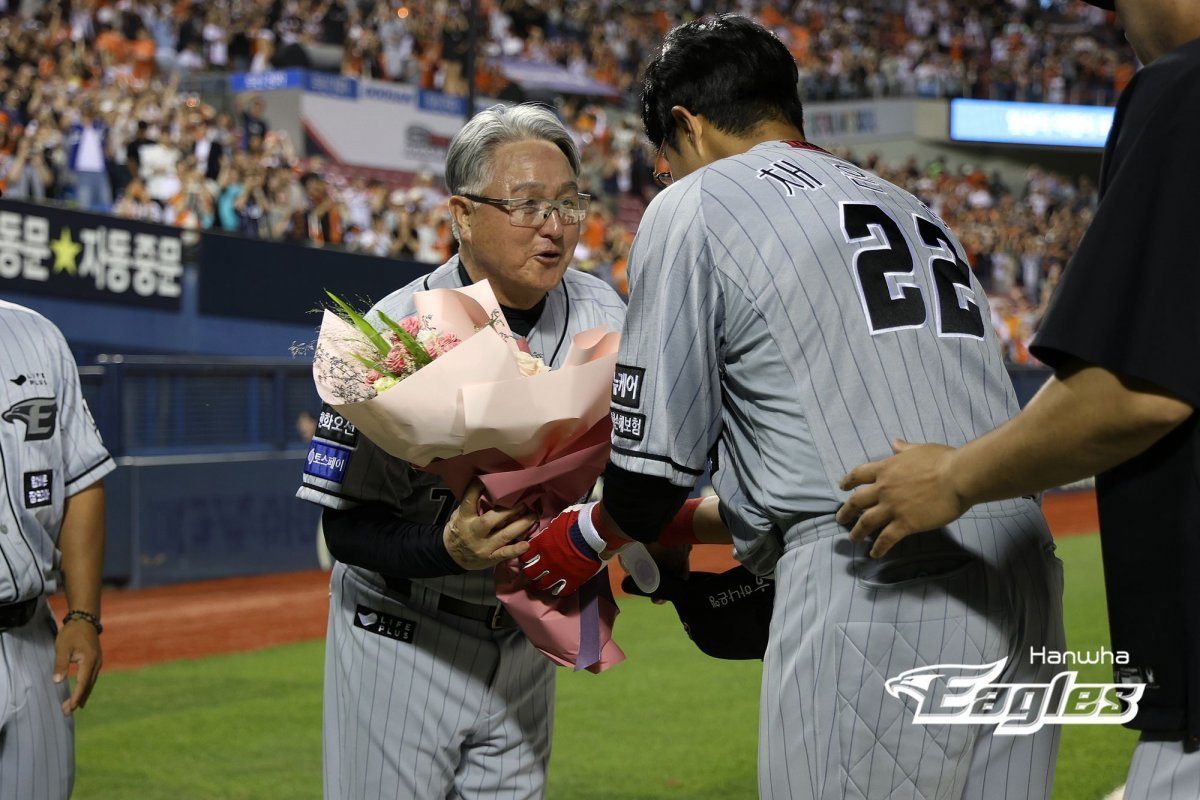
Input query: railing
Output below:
<box><xmin>78</xmin><ymin>356</ymin><xmax>319</xmax><ymax>457</ymax></box>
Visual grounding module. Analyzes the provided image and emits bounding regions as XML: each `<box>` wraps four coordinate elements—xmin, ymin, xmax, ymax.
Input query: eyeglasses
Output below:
<box><xmin>460</xmin><ymin>192</ymin><xmax>591</xmax><ymax>227</ymax></box>
<box><xmin>652</xmin><ymin>143</ymin><xmax>673</xmax><ymax>188</ymax></box>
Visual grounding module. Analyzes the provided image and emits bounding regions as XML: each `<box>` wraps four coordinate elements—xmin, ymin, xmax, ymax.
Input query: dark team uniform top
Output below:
<box><xmin>1031</xmin><ymin>35</ymin><xmax>1200</xmax><ymax>736</ymax></box>
<box><xmin>609</xmin><ymin>140</ymin><xmax>1027</xmax><ymax>573</ymax></box>
<box><xmin>0</xmin><ymin>301</ymin><xmax>114</xmax><ymax>604</ymax></box>
<box><xmin>297</xmin><ymin>257</ymin><xmax>626</xmax><ymax>605</ymax></box>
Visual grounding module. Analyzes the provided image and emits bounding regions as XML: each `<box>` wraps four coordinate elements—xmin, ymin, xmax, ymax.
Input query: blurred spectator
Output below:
<box><xmin>3</xmin><ymin>135</ymin><xmax>53</xmax><ymax>201</ymax></box>
<box><xmin>287</xmin><ymin>172</ymin><xmax>343</xmax><ymax>246</ymax></box>
<box><xmin>241</xmin><ymin>95</ymin><xmax>269</xmax><ymax>148</ymax></box>
<box><xmin>0</xmin><ymin>0</ymin><xmax>1115</xmax><ymax>365</ymax></box>
<box><xmin>65</xmin><ymin>104</ymin><xmax>112</xmax><ymax>211</ymax></box>
<box><xmin>112</xmin><ymin>177</ymin><xmax>163</xmax><ymax>222</ymax></box>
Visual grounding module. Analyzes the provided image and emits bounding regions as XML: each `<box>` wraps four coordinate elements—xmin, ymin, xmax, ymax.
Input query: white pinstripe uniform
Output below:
<box><xmin>0</xmin><ymin>300</ymin><xmax>114</xmax><ymax>800</ymax></box>
<box><xmin>610</xmin><ymin>142</ymin><xmax>1066</xmax><ymax>799</ymax></box>
<box><xmin>298</xmin><ymin>258</ymin><xmax>625</xmax><ymax>800</ymax></box>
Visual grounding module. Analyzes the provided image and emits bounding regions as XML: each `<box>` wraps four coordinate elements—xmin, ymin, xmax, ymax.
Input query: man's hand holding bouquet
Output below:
<box><xmin>312</xmin><ymin>279</ymin><xmax>651</xmax><ymax>672</ymax></box>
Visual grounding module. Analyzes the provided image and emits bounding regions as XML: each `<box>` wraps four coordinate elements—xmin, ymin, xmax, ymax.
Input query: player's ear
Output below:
<box><xmin>449</xmin><ymin>194</ymin><xmax>473</xmax><ymax>242</ymax></box>
<box><xmin>670</xmin><ymin>106</ymin><xmax>701</xmax><ymax>148</ymax></box>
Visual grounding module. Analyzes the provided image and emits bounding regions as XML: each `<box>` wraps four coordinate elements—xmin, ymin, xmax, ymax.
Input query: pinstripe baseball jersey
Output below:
<box><xmin>298</xmin><ymin>256</ymin><xmax>626</xmax><ymax>603</ymax></box>
<box><xmin>610</xmin><ymin>140</ymin><xmax>1021</xmax><ymax>572</ymax></box>
<box><xmin>0</xmin><ymin>301</ymin><xmax>114</xmax><ymax>602</ymax></box>
<box><xmin>1</xmin><ymin>299</ymin><xmax>114</xmax><ymax>800</ymax></box>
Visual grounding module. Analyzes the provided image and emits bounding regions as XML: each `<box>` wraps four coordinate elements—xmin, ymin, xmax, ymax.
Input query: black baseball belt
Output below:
<box><xmin>385</xmin><ymin>577</ymin><xmax>518</xmax><ymax>630</ymax></box>
<box><xmin>0</xmin><ymin>598</ymin><xmax>38</xmax><ymax>632</ymax></box>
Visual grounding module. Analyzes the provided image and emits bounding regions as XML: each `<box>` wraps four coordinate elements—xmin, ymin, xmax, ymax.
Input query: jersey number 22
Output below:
<box><xmin>840</xmin><ymin>202</ymin><xmax>986</xmax><ymax>339</ymax></box>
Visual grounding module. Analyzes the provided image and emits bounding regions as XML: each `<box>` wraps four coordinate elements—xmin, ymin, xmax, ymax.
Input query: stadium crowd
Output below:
<box><xmin>0</xmin><ymin>0</ymin><xmax>1116</xmax><ymax>359</ymax></box>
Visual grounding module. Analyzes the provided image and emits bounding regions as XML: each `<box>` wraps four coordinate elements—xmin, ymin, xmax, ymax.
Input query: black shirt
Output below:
<box><xmin>1030</xmin><ymin>35</ymin><xmax>1200</xmax><ymax>736</ymax></box>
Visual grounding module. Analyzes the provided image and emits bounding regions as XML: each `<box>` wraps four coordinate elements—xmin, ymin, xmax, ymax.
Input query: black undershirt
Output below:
<box><xmin>456</xmin><ymin>263</ymin><xmax>546</xmax><ymax>337</ymax></box>
<box><xmin>602</xmin><ymin>462</ymin><xmax>691</xmax><ymax>543</ymax></box>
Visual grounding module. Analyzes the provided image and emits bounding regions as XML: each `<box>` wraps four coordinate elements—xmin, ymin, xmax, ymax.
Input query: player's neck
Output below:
<box><xmin>708</xmin><ymin>122</ymin><xmax>807</xmax><ymax>161</ymax></box>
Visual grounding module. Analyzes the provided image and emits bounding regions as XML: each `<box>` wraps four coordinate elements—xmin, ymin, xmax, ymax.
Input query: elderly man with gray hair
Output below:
<box><xmin>297</xmin><ymin>103</ymin><xmax>626</xmax><ymax>800</ymax></box>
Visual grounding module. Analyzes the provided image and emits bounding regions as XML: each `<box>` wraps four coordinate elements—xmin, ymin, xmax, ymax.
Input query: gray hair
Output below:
<box><xmin>445</xmin><ymin>103</ymin><xmax>580</xmax><ymax>239</ymax></box>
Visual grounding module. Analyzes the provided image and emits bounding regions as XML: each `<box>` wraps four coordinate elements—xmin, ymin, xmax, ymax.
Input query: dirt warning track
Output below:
<box><xmin>58</xmin><ymin>490</ymin><xmax>1098</xmax><ymax>671</ymax></box>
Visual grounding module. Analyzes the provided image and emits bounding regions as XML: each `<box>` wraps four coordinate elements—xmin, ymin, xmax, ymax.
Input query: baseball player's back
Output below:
<box><xmin>622</xmin><ymin>140</ymin><xmax>1027</xmax><ymax>567</ymax></box>
<box><xmin>613</xmin><ymin>140</ymin><xmax>1064</xmax><ymax>798</ymax></box>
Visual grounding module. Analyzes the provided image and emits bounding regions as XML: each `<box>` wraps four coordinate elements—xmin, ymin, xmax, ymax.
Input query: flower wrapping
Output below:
<box><xmin>312</xmin><ymin>279</ymin><xmax>624</xmax><ymax>673</ymax></box>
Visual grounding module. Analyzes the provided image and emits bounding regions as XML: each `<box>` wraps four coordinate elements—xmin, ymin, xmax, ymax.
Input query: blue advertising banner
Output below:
<box><xmin>228</xmin><ymin>69</ymin><xmax>307</xmax><ymax>94</ymax></box>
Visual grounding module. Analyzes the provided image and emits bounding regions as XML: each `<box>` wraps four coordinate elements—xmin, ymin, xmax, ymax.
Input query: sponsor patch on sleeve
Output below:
<box><xmin>23</xmin><ymin>470</ymin><xmax>53</xmax><ymax>508</ymax></box>
<box><xmin>304</xmin><ymin>441</ymin><xmax>352</xmax><ymax>483</ymax></box>
<box><xmin>353</xmin><ymin>604</ymin><xmax>416</xmax><ymax>643</ymax></box>
<box><xmin>612</xmin><ymin>365</ymin><xmax>645</xmax><ymax>408</ymax></box>
<box><xmin>316</xmin><ymin>405</ymin><xmax>358</xmax><ymax>447</ymax></box>
<box><xmin>611</xmin><ymin>410</ymin><xmax>645</xmax><ymax>441</ymax></box>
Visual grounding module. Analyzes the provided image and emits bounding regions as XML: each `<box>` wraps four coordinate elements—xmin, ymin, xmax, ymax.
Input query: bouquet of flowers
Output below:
<box><xmin>312</xmin><ymin>279</ymin><xmax>627</xmax><ymax>673</ymax></box>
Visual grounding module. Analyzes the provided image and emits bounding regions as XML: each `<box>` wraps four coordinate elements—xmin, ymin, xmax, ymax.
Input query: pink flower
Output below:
<box><xmin>385</xmin><ymin>346</ymin><xmax>414</xmax><ymax>375</ymax></box>
<box><xmin>429</xmin><ymin>333</ymin><xmax>462</xmax><ymax>358</ymax></box>
<box><xmin>365</xmin><ymin>369</ymin><xmax>383</xmax><ymax>385</ymax></box>
<box><xmin>394</xmin><ymin>316</ymin><xmax>422</xmax><ymax>340</ymax></box>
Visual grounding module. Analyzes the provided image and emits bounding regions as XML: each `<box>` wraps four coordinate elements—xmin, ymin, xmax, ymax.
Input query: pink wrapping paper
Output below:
<box><xmin>311</xmin><ymin>279</ymin><xmax>624</xmax><ymax>672</ymax></box>
<box><xmin>423</xmin><ymin>418</ymin><xmax>623</xmax><ymax>673</ymax></box>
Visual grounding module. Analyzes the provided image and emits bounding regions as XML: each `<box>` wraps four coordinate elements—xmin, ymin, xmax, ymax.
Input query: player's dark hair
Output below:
<box><xmin>641</xmin><ymin>14</ymin><xmax>805</xmax><ymax>150</ymax></box>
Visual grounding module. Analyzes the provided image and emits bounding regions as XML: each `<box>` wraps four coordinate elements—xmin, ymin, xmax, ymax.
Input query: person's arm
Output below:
<box><xmin>54</xmin><ymin>480</ymin><xmax>105</xmax><ymax>716</ymax></box>
<box><xmin>6</xmin><ymin>140</ymin><xmax>29</xmax><ymax>184</ymax></box>
<box><xmin>521</xmin><ymin>184</ymin><xmax>725</xmax><ymax>595</ymax></box>
<box><xmin>323</xmin><ymin>482</ymin><xmax>533</xmax><ymax>576</ymax></box>
<box><xmin>837</xmin><ymin>361</ymin><xmax>1194</xmax><ymax>557</ymax></box>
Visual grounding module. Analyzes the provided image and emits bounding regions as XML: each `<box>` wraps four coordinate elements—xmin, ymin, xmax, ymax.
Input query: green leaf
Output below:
<box><xmin>375</xmin><ymin>310</ymin><xmax>433</xmax><ymax>367</ymax></box>
<box><xmin>350</xmin><ymin>353</ymin><xmax>392</xmax><ymax>376</ymax></box>
<box><xmin>325</xmin><ymin>291</ymin><xmax>390</xmax><ymax>358</ymax></box>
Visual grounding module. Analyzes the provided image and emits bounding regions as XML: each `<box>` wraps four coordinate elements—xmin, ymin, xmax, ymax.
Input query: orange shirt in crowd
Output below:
<box><xmin>582</xmin><ymin>215</ymin><xmax>606</xmax><ymax>253</ymax></box>
<box><xmin>130</xmin><ymin>37</ymin><xmax>157</xmax><ymax>83</ymax></box>
<box><xmin>610</xmin><ymin>256</ymin><xmax>628</xmax><ymax>297</ymax></box>
<box><xmin>1114</xmin><ymin>62</ymin><xmax>1135</xmax><ymax>94</ymax></box>
<box><xmin>95</xmin><ymin>29</ymin><xmax>128</xmax><ymax>63</ymax></box>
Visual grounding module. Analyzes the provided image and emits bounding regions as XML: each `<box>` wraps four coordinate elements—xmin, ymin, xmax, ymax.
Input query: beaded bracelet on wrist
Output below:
<box><xmin>63</xmin><ymin>609</ymin><xmax>103</xmax><ymax>634</ymax></box>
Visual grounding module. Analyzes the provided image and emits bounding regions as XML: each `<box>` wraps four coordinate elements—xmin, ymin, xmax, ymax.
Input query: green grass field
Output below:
<box><xmin>75</xmin><ymin>533</ymin><xmax>1137</xmax><ymax>799</ymax></box>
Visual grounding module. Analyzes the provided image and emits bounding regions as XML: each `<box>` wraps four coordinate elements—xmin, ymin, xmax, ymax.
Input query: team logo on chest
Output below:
<box><xmin>3</xmin><ymin>397</ymin><xmax>59</xmax><ymax>441</ymax></box>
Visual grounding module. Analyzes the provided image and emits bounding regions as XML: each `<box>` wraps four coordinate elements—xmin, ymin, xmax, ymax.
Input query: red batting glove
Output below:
<box><xmin>521</xmin><ymin>502</ymin><xmax>618</xmax><ymax>596</ymax></box>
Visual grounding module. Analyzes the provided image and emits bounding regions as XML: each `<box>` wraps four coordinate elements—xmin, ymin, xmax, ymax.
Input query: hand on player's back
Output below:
<box><xmin>443</xmin><ymin>481</ymin><xmax>536</xmax><ymax>571</ymax></box>
<box><xmin>836</xmin><ymin>439</ymin><xmax>971</xmax><ymax>558</ymax></box>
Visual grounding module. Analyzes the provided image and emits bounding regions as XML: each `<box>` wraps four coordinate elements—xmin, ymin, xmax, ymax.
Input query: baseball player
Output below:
<box><xmin>0</xmin><ymin>300</ymin><xmax>113</xmax><ymax>800</ymax></box>
<box><xmin>519</xmin><ymin>16</ymin><xmax>1065</xmax><ymax>799</ymax></box>
<box><xmin>297</xmin><ymin>103</ymin><xmax>626</xmax><ymax>800</ymax></box>
<box><xmin>837</xmin><ymin>2</ymin><xmax>1200</xmax><ymax>797</ymax></box>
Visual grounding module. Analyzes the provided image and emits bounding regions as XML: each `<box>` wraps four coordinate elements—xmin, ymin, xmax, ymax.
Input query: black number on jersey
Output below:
<box><xmin>914</xmin><ymin>215</ymin><xmax>986</xmax><ymax>338</ymax></box>
<box><xmin>429</xmin><ymin>488</ymin><xmax>456</xmax><ymax>528</ymax></box>
<box><xmin>839</xmin><ymin>202</ymin><xmax>986</xmax><ymax>340</ymax></box>
<box><xmin>841</xmin><ymin>202</ymin><xmax>926</xmax><ymax>333</ymax></box>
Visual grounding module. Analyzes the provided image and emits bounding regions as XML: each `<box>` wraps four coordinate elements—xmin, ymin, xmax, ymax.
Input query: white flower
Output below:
<box><xmin>373</xmin><ymin>375</ymin><xmax>400</xmax><ymax>393</ymax></box>
<box><xmin>515</xmin><ymin>351</ymin><xmax>551</xmax><ymax>377</ymax></box>
<box><xmin>417</xmin><ymin>329</ymin><xmax>438</xmax><ymax>350</ymax></box>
